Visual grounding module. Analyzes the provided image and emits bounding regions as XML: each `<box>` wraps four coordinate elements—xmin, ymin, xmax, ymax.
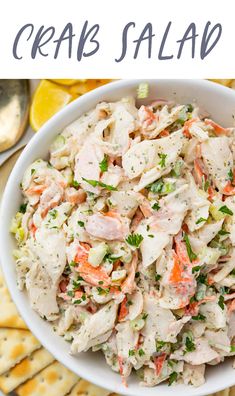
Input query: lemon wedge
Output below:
<box><xmin>30</xmin><ymin>80</ymin><xmax>72</xmax><ymax>131</ymax></box>
<box><xmin>69</xmin><ymin>79</ymin><xmax>112</xmax><ymax>96</ymax></box>
<box><xmin>210</xmin><ymin>79</ymin><xmax>233</xmax><ymax>87</ymax></box>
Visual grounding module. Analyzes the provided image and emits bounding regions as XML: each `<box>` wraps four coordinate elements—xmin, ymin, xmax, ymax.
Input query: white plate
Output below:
<box><xmin>1</xmin><ymin>79</ymin><xmax>235</xmax><ymax>396</ymax></box>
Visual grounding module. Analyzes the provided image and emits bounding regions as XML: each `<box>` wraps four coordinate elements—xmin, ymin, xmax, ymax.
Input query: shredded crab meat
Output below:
<box><xmin>12</xmin><ymin>94</ymin><xmax>235</xmax><ymax>388</ymax></box>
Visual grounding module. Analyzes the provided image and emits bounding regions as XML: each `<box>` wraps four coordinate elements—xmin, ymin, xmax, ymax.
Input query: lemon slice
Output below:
<box><xmin>30</xmin><ymin>80</ymin><xmax>72</xmax><ymax>131</ymax></box>
<box><xmin>50</xmin><ymin>79</ymin><xmax>86</xmax><ymax>86</ymax></box>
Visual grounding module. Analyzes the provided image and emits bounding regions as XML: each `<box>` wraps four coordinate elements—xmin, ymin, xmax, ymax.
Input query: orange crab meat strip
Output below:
<box><xmin>174</xmin><ymin>232</ymin><xmax>191</xmax><ymax>266</ymax></box>
<box><xmin>29</xmin><ymin>222</ymin><xmax>37</xmax><ymax>237</ymax></box>
<box><xmin>139</xmin><ymin>196</ymin><xmax>153</xmax><ymax>218</ymax></box>
<box><xmin>74</xmin><ymin>290</ymin><xmax>84</xmax><ymax>299</ymax></box>
<box><xmin>118</xmin><ymin>297</ymin><xmax>129</xmax><ymax>321</ymax></box>
<box><xmin>65</xmin><ymin>188</ymin><xmax>86</xmax><ymax>204</ymax></box>
<box><xmin>59</xmin><ymin>279</ymin><xmax>68</xmax><ymax>293</ymax></box>
<box><xmin>142</xmin><ymin>106</ymin><xmax>156</xmax><ymax>127</ymax></box>
<box><xmin>131</xmin><ymin>208</ymin><xmax>144</xmax><ymax>232</ymax></box>
<box><xmin>207</xmin><ymin>186</ymin><xmax>215</xmax><ymax>201</ymax></box>
<box><xmin>170</xmin><ymin>252</ymin><xmax>191</xmax><ymax>283</ymax></box>
<box><xmin>154</xmin><ymin>353</ymin><xmax>167</xmax><ymax>376</ymax></box>
<box><xmin>118</xmin><ymin>355</ymin><xmax>124</xmax><ymax>376</ymax></box>
<box><xmin>75</xmin><ymin>243</ymin><xmax>111</xmax><ymax>287</ymax></box>
<box><xmin>76</xmin><ymin>263</ymin><xmax>111</xmax><ymax>287</ymax></box>
<box><xmin>103</xmin><ymin>210</ymin><xmax>119</xmax><ymax>218</ymax></box>
<box><xmin>193</xmin><ymin>158</ymin><xmax>205</xmax><ymax>187</ymax></box>
<box><xmin>75</xmin><ymin>242</ymin><xmax>90</xmax><ymax>264</ymax></box>
<box><xmin>204</xmin><ymin>118</ymin><xmax>229</xmax><ymax>136</ymax></box>
<box><xmin>25</xmin><ymin>184</ymin><xmax>47</xmax><ymax>196</ymax></box>
<box><xmin>182</xmin><ymin>118</ymin><xmax>198</xmax><ymax>138</ymax></box>
<box><xmin>158</xmin><ymin>129</ymin><xmax>170</xmax><ymax>137</ymax></box>
<box><xmin>223</xmin><ymin>182</ymin><xmax>235</xmax><ymax>196</ymax></box>
<box><xmin>121</xmin><ymin>252</ymin><xmax>138</xmax><ymax>294</ymax></box>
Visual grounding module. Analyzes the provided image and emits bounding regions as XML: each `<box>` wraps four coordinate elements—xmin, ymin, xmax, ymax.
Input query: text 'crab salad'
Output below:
<box><xmin>11</xmin><ymin>94</ymin><xmax>235</xmax><ymax>388</ymax></box>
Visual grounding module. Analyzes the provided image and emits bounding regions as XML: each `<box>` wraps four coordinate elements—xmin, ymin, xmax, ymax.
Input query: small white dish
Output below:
<box><xmin>1</xmin><ymin>79</ymin><xmax>235</xmax><ymax>396</ymax></box>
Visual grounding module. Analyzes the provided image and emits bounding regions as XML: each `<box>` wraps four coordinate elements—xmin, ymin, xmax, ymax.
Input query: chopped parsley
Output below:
<box><xmin>126</xmin><ymin>233</ymin><xmax>143</xmax><ymax>248</ymax></box>
<box><xmin>228</xmin><ymin>168</ymin><xmax>234</xmax><ymax>182</ymax></box>
<box><xmin>82</xmin><ymin>177</ymin><xmax>117</xmax><ymax>191</ymax></box>
<box><xmin>156</xmin><ymin>340</ymin><xmax>166</xmax><ymax>351</ymax></box>
<box><xmin>19</xmin><ymin>203</ymin><xmax>27</xmax><ymax>214</ymax></box>
<box><xmin>186</xmin><ymin>104</ymin><xmax>194</xmax><ymax>113</ymax></box>
<box><xmin>31</xmin><ymin>168</ymin><xmax>36</xmax><ymax>175</ymax></box>
<box><xmin>71</xmin><ymin>180</ymin><xmax>79</xmax><ymax>188</ymax></box>
<box><xmin>69</xmin><ymin>261</ymin><xmax>77</xmax><ymax>267</ymax></box>
<box><xmin>218</xmin><ymin>229</ymin><xmax>230</xmax><ymax>236</ymax></box>
<box><xmin>220</xmin><ymin>286</ymin><xmax>230</xmax><ymax>295</ymax></box>
<box><xmin>129</xmin><ymin>349</ymin><xmax>135</xmax><ymax>357</ymax></box>
<box><xmin>183</xmin><ymin>233</ymin><xmax>197</xmax><ymax>262</ymax></box>
<box><xmin>73</xmin><ymin>278</ymin><xmax>83</xmax><ymax>288</ymax></box>
<box><xmin>192</xmin><ymin>265</ymin><xmax>201</xmax><ymax>273</ymax></box>
<box><xmin>184</xmin><ymin>336</ymin><xmax>196</xmax><ymax>353</ymax></box>
<box><xmin>192</xmin><ymin>313</ymin><xmax>206</xmax><ymax>321</ymax></box>
<box><xmin>142</xmin><ymin>312</ymin><xmax>148</xmax><ymax>320</ymax></box>
<box><xmin>77</xmin><ymin>221</ymin><xmax>85</xmax><ymax>228</ymax></box>
<box><xmin>63</xmin><ymin>264</ymin><xmax>71</xmax><ymax>276</ymax></box>
<box><xmin>67</xmin><ymin>290</ymin><xmax>75</xmax><ymax>297</ymax></box>
<box><xmin>197</xmin><ymin>273</ymin><xmax>207</xmax><ymax>285</ymax></box>
<box><xmin>190</xmin><ymin>295</ymin><xmax>197</xmax><ymax>304</ymax></box>
<box><xmin>97</xmin><ymin>287</ymin><xmax>109</xmax><ymax>295</ymax></box>
<box><xmin>158</xmin><ymin>153</ymin><xmax>167</xmax><ymax>168</ymax></box>
<box><xmin>138</xmin><ymin>348</ymin><xmax>145</xmax><ymax>357</ymax></box>
<box><xmin>49</xmin><ymin>209</ymin><xmax>58</xmax><ymax>219</ymax></box>
<box><xmin>168</xmin><ymin>371</ymin><xmax>177</xmax><ymax>386</ymax></box>
<box><xmin>152</xmin><ymin>202</ymin><xmax>160</xmax><ymax>211</ymax></box>
<box><xmin>202</xmin><ymin>176</ymin><xmax>210</xmax><ymax>192</ymax></box>
<box><xmin>230</xmin><ymin>345</ymin><xmax>235</xmax><ymax>353</ymax></box>
<box><xmin>218</xmin><ymin>295</ymin><xmax>225</xmax><ymax>310</ymax></box>
<box><xmin>97</xmin><ymin>287</ymin><xmax>104</xmax><ymax>295</ymax></box>
<box><xmin>73</xmin><ymin>299</ymin><xmax>82</xmax><ymax>304</ymax></box>
<box><xmin>99</xmin><ymin>155</ymin><xmax>108</xmax><ymax>172</ymax></box>
<box><xmin>219</xmin><ymin>205</ymin><xmax>233</xmax><ymax>216</ymax></box>
<box><xmin>155</xmin><ymin>274</ymin><xmax>162</xmax><ymax>281</ymax></box>
<box><xmin>195</xmin><ymin>217</ymin><xmax>207</xmax><ymax>225</ymax></box>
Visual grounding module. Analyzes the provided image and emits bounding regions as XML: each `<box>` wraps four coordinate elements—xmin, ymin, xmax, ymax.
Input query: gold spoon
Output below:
<box><xmin>0</xmin><ymin>79</ymin><xmax>30</xmax><ymax>153</ymax></box>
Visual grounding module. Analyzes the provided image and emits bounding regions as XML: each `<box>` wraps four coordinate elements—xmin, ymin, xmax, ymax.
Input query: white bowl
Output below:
<box><xmin>1</xmin><ymin>79</ymin><xmax>235</xmax><ymax>396</ymax></box>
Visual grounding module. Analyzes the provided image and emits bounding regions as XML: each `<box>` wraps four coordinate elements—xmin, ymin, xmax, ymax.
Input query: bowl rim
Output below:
<box><xmin>1</xmin><ymin>79</ymin><xmax>235</xmax><ymax>396</ymax></box>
